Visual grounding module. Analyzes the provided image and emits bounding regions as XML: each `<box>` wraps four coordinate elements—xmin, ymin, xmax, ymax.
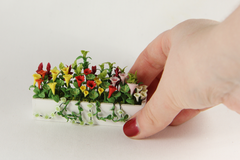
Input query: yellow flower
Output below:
<box><xmin>95</xmin><ymin>79</ymin><xmax>102</xmax><ymax>86</ymax></box>
<box><xmin>98</xmin><ymin>88</ymin><xmax>104</xmax><ymax>95</ymax></box>
<box><xmin>94</xmin><ymin>77</ymin><xmax>99</xmax><ymax>81</ymax></box>
<box><xmin>48</xmin><ymin>82</ymin><xmax>57</xmax><ymax>95</ymax></box>
<box><xmin>84</xmin><ymin>90</ymin><xmax>89</xmax><ymax>97</ymax></box>
<box><xmin>80</xmin><ymin>86</ymin><xmax>86</xmax><ymax>92</ymax></box>
<box><xmin>50</xmin><ymin>68</ymin><xmax>60</xmax><ymax>82</ymax></box>
<box><xmin>61</xmin><ymin>67</ymin><xmax>69</xmax><ymax>75</ymax></box>
<box><xmin>33</xmin><ymin>74</ymin><xmax>41</xmax><ymax>86</ymax></box>
<box><xmin>63</xmin><ymin>74</ymin><xmax>73</xmax><ymax>87</ymax></box>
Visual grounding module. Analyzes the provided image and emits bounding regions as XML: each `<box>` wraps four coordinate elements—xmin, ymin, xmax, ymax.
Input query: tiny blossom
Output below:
<box><xmin>110</xmin><ymin>76</ymin><xmax>120</xmax><ymax>86</ymax></box>
<box><xmin>140</xmin><ymin>91</ymin><xmax>147</xmax><ymax>100</ymax></box>
<box><xmin>80</xmin><ymin>86</ymin><xmax>86</xmax><ymax>92</ymax></box>
<box><xmin>136</xmin><ymin>86</ymin><xmax>143</xmax><ymax>93</ymax></box>
<box><xmin>142</xmin><ymin>85</ymin><xmax>148</xmax><ymax>90</ymax></box>
<box><xmin>87</xmin><ymin>80</ymin><xmax>96</xmax><ymax>90</ymax></box>
<box><xmin>134</xmin><ymin>93</ymin><xmax>141</xmax><ymax>102</ymax></box>
<box><xmin>119</xmin><ymin>73</ymin><xmax>127</xmax><ymax>84</ymax></box>
<box><xmin>60</xmin><ymin>97</ymin><xmax>67</xmax><ymax>103</ymax></box>
<box><xmin>84</xmin><ymin>90</ymin><xmax>89</xmax><ymax>97</ymax></box>
<box><xmin>33</xmin><ymin>74</ymin><xmax>41</xmax><ymax>86</ymax></box>
<box><xmin>117</xmin><ymin>109</ymin><xmax>124</xmax><ymax>115</ymax></box>
<box><xmin>98</xmin><ymin>88</ymin><xmax>104</xmax><ymax>95</ymax></box>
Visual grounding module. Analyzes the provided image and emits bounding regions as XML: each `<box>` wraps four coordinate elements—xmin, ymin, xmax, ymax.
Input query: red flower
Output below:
<box><xmin>87</xmin><ymin>80</ymin><xmax>96</xmax><ymax>90</ymax></box>
<box><xmin>114</xmin><ymin>67</ymin><xmax>120</xmax><ymax>77</ymax></box>
<box><xmin>37</xmin><ymin>70</ymin><xmax>47</xmax><ymax>80</ymax></box>
<box><xmin>75</xmin><ymin>75</ymin><xmax>85</xmax><ymax>87</ymax></box>
<box><xmin>108</xmin><ymin>85</ymin><xmax>117</xmax><ymax>98</ymax></box>
<box><xmin>84</xmin><ymin>68</ymin><xmax>92</xmax><ymax>75</ymax></box>
<box><xmin>46</xmin><ymin>63</ymin><xmax>51</xmax><ymax>75</ymax></box>
<box><xmin>91</xmin><ymin>66</ymin><xmax>97</xmax><ymax>74</ymax></box>
<box><xmin>68</xmin><ymin>65</ymin><xmax>73</xmax><ymax>75</ymax></box>
<box><xmin>36</xmin><ymin>63</ymin><xmax>43</xmax><ymax>73</ymax></box>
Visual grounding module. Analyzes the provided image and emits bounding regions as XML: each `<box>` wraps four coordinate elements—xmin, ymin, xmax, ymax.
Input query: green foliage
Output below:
<box><xmin>86</xmin><ymin>74</ymin><xmax>95</xmax><ymax>80</ymax></box>
<box><xmin>127</xmin><ymin>71</ymin><xmax>138</xmax><ymax>83</ymax></box>
<box><xmin>89</xmin><ymin>90</ymin><xmax>98</xmax><ymax>100</ymax></box>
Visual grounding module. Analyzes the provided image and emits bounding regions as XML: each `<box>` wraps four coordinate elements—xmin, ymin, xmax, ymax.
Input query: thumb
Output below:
<box><xmin>123</xmin><ymin>79</ymin><xmax>181</xmax><ymax>139</ymax></box>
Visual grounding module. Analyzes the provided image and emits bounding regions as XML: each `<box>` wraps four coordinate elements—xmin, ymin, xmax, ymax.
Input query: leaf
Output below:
<box><xmin>96</xmin><ymin>101</ymin><xmax>100</xmax><ymax>107</ymax></box>
<box><xmin>53</xmin><ymin>95</ymin><xmax>60</xmax><ymax>102</ymax></box>
<box><xmin>33</xmin><ymin>87</ymin><xmax>40</xmax><ymax>94</ymax></box>
<box><xmin>107</xmin><ymin>97</ymin><xmax>115</xmax><ymax>103</ymax></box>
<box><xmin>86</xmin><ymin>74</ymin><xmax>95</xmax><ymax>80</ymax></box>
<box><xmin>76</xmin><ymin>55</ymin><xmax>83</xmax><ymax>60</ymax></box>
<box><xmin>78</xmin><ymin>106</ymin><xmax>83</xmax><ymax>112</ymax></box>
<box><xmin>70</xmin><ymin>88</ymin><xmax>80</xmax><ymax>96</ymax></box>
<box><xmin>120</xmin><ymin>85</ymin><xmax>130</xmax><ymax>93</ymax></box>
<box><xmin>42</xmin><ymin>84</ymin><xmax>50</xmax><ymax>90</ymax></box>
<box><xmin>126</xmin><ymin>98</ymin><xmax>135</xmax><ymax>104</ymax></box>
<box><xmin>89</xmin><ymin>90</ymin><xmax>98</xmax><ymax>100</ymax></box>
<box><xmin>38</xmin><ymin>91</ymin><xmax>45</xmax><ymax>98</ymax></box>
<box><xmin>33</xmin><ymin>94</ymin><xmax>39</xmax><ymax>98</ymax></box>
<box><xmin>59</xmin><ymin>62</ymin><xmax>65</xmax><ymax>70</ymax></box>
<box><xmin>56</xmin><ymin>79</ymin><xmax>64</xmax><ymax>86</ymax></box>
<box><xmin>73</xmin><ymin>81</ymin><xmax>79</xmax><ymax>88</ymax></box>
<box><xmin>29</xmin><ymin>85</ymin><xmax>35</xmax><ymax>90</ymax></box>
<box><xmin>106</xmin><ymin>115</ymin><xmax>112</xmax><ymax>120</ymax></box>
<box><xmin>112</xmin><ymin>92</ymin><xmax>121</xmax><ymax>98</ymax></box>
<box><xmin>100</xmin><ymin>81</ymin><xmax>110</xmax><ymax>90</ymax></box>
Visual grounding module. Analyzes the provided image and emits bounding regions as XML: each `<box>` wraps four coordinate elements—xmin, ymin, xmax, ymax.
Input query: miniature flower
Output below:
<box><xmin>95</xmin><ymin>79</ymin><xmax>102</xmax><ymax>86</ymax></box>
<box><xmin>117</xmin><ymin>109</ymin><xmax>124</xmax><ymax>115</ymax></box>
<box><xmin>68</xmin><ymin>65</ymin><xmax>73</xmax><ymax>74</ymax></box>
<box><xmin>114</xmin><ymin>67</ymin><xmax>120</xmax><ymax>77</ymax></box>
<box><xmin>37</xmin><ymin>70</ymin><xmax>47</xmax><ymax>80</ymax></box>
<box><xmin>75</xmin><ymin>75</ymin><xmax>85</xmax><ymax>87</ymax></box>
<box><xmin>91</xmin><ymin>66</ymin><xmax>97</xmax><ymax>74</ymax></box>
<box><xmin>80</xmin><ymin>86</ymin><xmax>86</xmax><ymax>92</ymax></box>
<box><xmin>47</xmin><ymin>82</ymin><xmax>57</xmax><ymax>95</ymax></box>
<box><xmin>140</xmin><ymin>91</ymin><xmax>147</xmax><ymax>100</ymax></box>
<box><xmin>61</xmin><ymin>67</ymin><xmax>69</xmax><ymax>75</ymax></box>
<box><xmin>110</xmin><ymin>76</ymin><xmax>120</xmax><ymax>86</ymax></box>
<box><xmin>141</xmin><ymin>85</ymin><xmax>148</xmax><ymax>90</ymax></box>
<box><xmin>108</xmin><ymin>85</ymin><xmax>117</xmax><ymax>98</ymax></box>
<box><xmin>35</xmin><ymin>78</ymin><xmax>43</xmax><ymax>89</ymax></box>
<box><xmin>46</xmin><ymin>63</ymin><xmax>51</xmax><ymax>75</ymax></box>
<box><xmin>84</xmin><ymin>68</ymin><xmax>92</xmax><ymax>75</ymax></box>
<box><xmin>136</xmin><ymin>86</ymin><xmax>143</xmax><ymax>93</ymax></box>
<box><xmin>60</xmin><ymin>97</ymin><xmax>67</xmax><ymax>103</ymax></box>
<box><xmin>119</xmin><ymin>72</ymin><xmax>127</xmax><ymax>84</ymax></box>
<box><xmin>81</xmin><ymin>50</ymin><xmax>89</xmax><ymax>58</ymax></box>
<box><xmin>50</xmin><ymin>68</ymin><xmax>60</xmax><ymax>82</ymax></box>
<box><xmin>63</xmin><ymin>74</ymin><xmax>73</xmax><ymax>87</ymax></box>
<box><xmin>84</xmin><ymin>90</ymin><xmax>89</xmax><ymax>97</ymax></box>
<box><xmin>127</xmin><ymin>83</ymin><xmax>138</xmax><ymax>95</ymax></box>
<box><xmin>87</xmin><ymin>80</ymin><xmax>96</xmax><ymax>90</ymax></box>
<box><xmin>36</xmin><ymin>62</ymin><xmax>43</xmax><ymax>73</ymax></box>
<box><xmin>87</xmin><ymin>103</ymin><xmax>93</xmax><ymax>109</ymax></box>
<box><xmin>134</xmin><ymin>93</ymin><xmax>141</xmax><ymax>102</ymax></box>
<box><xmin>98</xmin><ymin>88</ymin><xmax>104</xmax><ymax>95</ymax></box>
<box><xmin>33</xmin><ymin>74</ymin><xmax>41</xmax><ymax>86</ymax></box>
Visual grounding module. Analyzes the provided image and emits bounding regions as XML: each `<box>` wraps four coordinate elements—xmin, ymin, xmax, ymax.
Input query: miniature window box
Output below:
<box><xmin>30</xmin><ymin>50</ymin><xmax>148</xmax><ymax>126</ymax></box>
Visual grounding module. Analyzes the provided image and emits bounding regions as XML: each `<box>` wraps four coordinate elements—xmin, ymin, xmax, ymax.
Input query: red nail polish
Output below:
<box><xmin>123</xmin><ymin>117</ymin><xmax>139</xmax><ymax>137</ymax></box>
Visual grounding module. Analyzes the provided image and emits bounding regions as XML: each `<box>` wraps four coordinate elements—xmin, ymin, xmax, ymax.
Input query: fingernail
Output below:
<box><xmin>123</xmin><ymin>117</ymin><xmax>139</xmax><ymax>137</ymax></box>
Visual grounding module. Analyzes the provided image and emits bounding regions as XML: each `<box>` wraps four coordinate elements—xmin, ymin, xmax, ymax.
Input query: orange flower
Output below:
<box><xmin>37</xmin><ymin>70</ymin><xmax>47</xmax><ymax>80</ymax></box>
<box><xmin>35</xmin><ymin>79</ymin><xmax>43</xmax><ymax>89</ymax></box>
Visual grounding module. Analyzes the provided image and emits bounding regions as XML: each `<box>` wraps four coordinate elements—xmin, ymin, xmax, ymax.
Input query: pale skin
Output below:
<box><xmin>126</xmin><ymin>5</ymin><xmax>240</xmax><ymax>139</ymax></box>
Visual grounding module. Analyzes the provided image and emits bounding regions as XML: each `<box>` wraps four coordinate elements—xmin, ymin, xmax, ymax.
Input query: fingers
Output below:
<box><xmin>169</xmin><ymin>109</ymin><xmax>201</xmax><ymax>126</ymax></box>
<box><xmin>129</xmin><ymin>30</ymin><xmax>171</xmax><ymax>86</ymax></box>
<box><xmin>123</xmin><ymin>79</ymin><xmax>181</xmax><ymax>138</ymax></box>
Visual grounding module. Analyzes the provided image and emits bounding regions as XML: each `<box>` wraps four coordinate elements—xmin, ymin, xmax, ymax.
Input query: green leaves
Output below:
<box><xmin>120</xmin><ymin>84</ymin><xmax>130</xmax><ymax>93</ymax></box>
<box><xmin>70</xmin><ymin>88</ymin><xmax>80</xmax><ymax>96</ymax></box>
<box><xmin>100</xmin><ymin>81</ymin><xmax>110</xmax><ymax>90</ymax></box>
<box><xmin>89</xmin><ymin>90</ymin><xmax>98</xmax><ymax>100</ymax></box>
<box><xmin>86</xmin><ymin>74</ymin><xmax>95</xmax><ymax>80</ymax></box>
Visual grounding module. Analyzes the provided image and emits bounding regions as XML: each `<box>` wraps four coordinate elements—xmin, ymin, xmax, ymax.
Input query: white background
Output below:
<box><xmin>1</xmin><ymin>0</ymin><xmax>240</xmax><ymax>159</ymax></box>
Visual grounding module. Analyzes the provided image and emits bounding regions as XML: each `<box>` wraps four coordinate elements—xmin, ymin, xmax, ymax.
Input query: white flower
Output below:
<box><xmin>136</xmin><ymin>86</ymin><xmax>143</xmax><ymax>93</ymax></box>
<box><xmin>117</xmin><ymin>109</ymin><xmax>125</xmax><ymax>115</ymax></box>
<box><xmin>140</xmin><ymin>91</ymin><xmax>147</xmax><ymax>100</ymax></box>
<box><xmin>134</xmin><ymin>93</ymin><xmax>141</xmax><ymax>102</ymax></box>
<box><xmin>60</xmin><ymin>97</ymin><xmax>67</xmax><ymax>103</ymax></box>
<box><xmin>142</xmin><ymin>85</ymin><xmax>148</xmax><ymax>90</ymax></box>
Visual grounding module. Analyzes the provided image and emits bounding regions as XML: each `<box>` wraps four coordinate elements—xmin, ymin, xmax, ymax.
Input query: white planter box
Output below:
<box><xmin>32</xmin><ymin>98</ymin><xmax>145</xmax><ymax>126</ymax></box>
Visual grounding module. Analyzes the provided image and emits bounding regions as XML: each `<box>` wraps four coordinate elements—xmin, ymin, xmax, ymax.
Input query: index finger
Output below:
<box><xmin>129</xmin><ymin>30</ymin><xmax>171</xmax><ymax>86</ymax></box>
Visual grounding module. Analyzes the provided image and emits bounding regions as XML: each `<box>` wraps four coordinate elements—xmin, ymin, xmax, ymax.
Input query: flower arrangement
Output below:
<box><xmin>30</xmin><ymin>50</ymin><xmax>148</xmax><ymax>125</ymax></box>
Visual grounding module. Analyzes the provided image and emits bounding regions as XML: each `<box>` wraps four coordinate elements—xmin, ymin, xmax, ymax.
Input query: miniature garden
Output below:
<box><xmin>30</xmin><ymin>50</ymin><xmax>148</xmax><ymax>124</ymax></box>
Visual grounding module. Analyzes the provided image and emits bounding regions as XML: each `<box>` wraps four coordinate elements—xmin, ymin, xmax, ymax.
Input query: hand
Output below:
<box><xmin>123</xmin><ymin>7</ymin><xmax>240</xmax><ymax>139</ymax></box>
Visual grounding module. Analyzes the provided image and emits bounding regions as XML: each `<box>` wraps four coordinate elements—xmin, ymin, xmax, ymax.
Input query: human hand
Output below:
<box><xmin>123</xmin><ymin>8</ymin><xmax>240</xmax><ymax>139</ymax></box>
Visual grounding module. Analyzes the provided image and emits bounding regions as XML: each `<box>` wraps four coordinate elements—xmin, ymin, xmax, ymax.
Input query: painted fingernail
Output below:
<box><xmin>123</xmin><ymin>117</ymin><xmax>139</xmax><ymax>137</ymax></box>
